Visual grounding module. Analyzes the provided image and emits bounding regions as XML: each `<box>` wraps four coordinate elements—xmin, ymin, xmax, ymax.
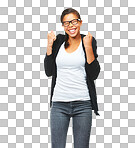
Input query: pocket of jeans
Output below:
<box><xmin>51</xmin><ymin>101</ymin><xmax>55</xmax><ymax>109</ymax></box>
<box><xmin>51</xmin><ymin>101</ymin><xmax>59</xmax><ymax>108</ymax></box>
<box><xmin>83</xmin><ymin>100</ymin><xmax>92</xmax><ymax>109</ymax></box>
<box><xmin>51</xmin><ymin>101</ymin><xmax>55</xmax><ymax>108</ymax></box>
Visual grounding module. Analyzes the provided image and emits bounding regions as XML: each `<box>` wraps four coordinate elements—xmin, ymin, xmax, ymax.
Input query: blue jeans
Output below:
<box><xmin>50</xmin><ymin>99</ymin><xmax>92</xmax><ymax>148</ymax></box>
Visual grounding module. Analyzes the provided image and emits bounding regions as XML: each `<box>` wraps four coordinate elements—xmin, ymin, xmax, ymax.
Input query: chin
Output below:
<box><xmin>69</xmin><ymin>34</ymin><xmax>77</xmax><ymax>38</ymax></box>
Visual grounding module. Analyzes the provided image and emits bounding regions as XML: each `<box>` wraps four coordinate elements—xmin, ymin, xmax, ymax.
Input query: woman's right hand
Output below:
<box><xmin>47</xmin><ymin>30</ymin><xmax>56</xmax><ymax>48</ymax></box>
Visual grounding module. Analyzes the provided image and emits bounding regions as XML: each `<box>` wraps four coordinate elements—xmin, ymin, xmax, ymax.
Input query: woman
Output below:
<box><xmin>44</xmin><ymin>8</ymin><xmax>100</xmax><ymax>148</ymax></box>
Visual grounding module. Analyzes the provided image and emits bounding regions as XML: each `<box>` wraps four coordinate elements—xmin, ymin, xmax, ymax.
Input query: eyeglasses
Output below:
<box><xmin>62</xmin><ymin>19</ymin><xmax>81</xmax><ymax>27</ymax></box>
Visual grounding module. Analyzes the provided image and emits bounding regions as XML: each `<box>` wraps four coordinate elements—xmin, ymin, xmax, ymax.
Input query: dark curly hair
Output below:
<box><xmin>60</xmin><ymin>8</ymin><xmax>81</xmax><ymax>49</ymax></box>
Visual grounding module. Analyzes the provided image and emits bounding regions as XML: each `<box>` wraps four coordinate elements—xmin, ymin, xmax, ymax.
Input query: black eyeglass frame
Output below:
<box><xmin>62</xmin><ymin>18</ymin><xmax>81</xmax><ymax>27</ymax></box>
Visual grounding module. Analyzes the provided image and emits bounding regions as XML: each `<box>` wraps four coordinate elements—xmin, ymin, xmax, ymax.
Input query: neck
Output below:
<box><xmin>68</xmin><ymin>32</ymin><xmax>81</xmax><ymax>44</ymax></box>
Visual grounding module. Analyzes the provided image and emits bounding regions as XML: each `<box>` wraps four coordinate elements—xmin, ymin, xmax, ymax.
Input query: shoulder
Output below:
<box><xmin>81</xmin><ymin>33</ymin><xmax>97</xmax><ymax>44</ymax></box>
<box><xmin>81</xmin><ymin>33</ymin><xmax>86</xmax><ymax>38</ymax></box>
<box><xmin>56</xmin><ymin>33</ymin><xmax>65</xmax><ymax>40</ymax></box>
<box><xmin>53</xmin><ymin>33</ymin><xmax>65</xmax><ymax>44</ymax></box>
<box><xmin>52</xmin><ymin>33</ymin><xmax>65</xmax><ymax>49</ymax></box>
<box><xmin>81</xmin><ymin>33</ymin><xmax>96</xmax><ymax>40</ymax></box>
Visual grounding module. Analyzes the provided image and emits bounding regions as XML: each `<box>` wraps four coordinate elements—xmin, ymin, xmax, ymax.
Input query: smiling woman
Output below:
<box><xmin>60</xmin><ymin>9</ymin><xmax>82</xmax><ymax>49</ymax></box>
<box><xmin>44</xmin><ymin>7</ymin><xmax>100</xmax><ymax>148</ymax></box>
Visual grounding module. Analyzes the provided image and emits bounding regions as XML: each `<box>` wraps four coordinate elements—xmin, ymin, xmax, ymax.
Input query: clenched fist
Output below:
<box><xmin>83</xmin><ymin>32</ymin><xmax>93</xmax><ymax>48</ymax></box>
<box><xmin>47</xmin><ymin>30</ymin><xmax>56</xmax><ymax>48</ymax></box>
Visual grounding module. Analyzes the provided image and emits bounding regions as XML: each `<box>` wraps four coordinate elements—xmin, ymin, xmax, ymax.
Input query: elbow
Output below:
<box><xmin>86</xmin><ymin>59</ymin><xmax>101</xmax><ymax>81</ymax></box>
<box><xmin>45</xmin><ymin>71</ymin><xmax>52</xmax><ymax>77</ymax></box>
<box><xmin>92</xmin><ymin>65</ymin><xmax>101</xmax><ymax>80</ymax></box>
<box><xmin>44</xmin><ymin>60</ymin><xmax>53</xmax><ymax>77</ymax></box>
<box><xmin>44</xmin><ymin>66</ymin><xmax>53</xmax><ymax>77</ymax></box>
<box><xmin>88</xmin><ymin>63</ymin><xmax>101</xmax><ymax>81</ymax></box>
<box><xmin>44</xmin><ymin>64</ymin><xmax>52</xmax><ymax>77</ymax></box>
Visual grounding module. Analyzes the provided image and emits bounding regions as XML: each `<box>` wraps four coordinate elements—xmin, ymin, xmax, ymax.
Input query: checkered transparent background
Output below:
<box><xmin>0</xmin><ymin>0</ymin><xmax>135</xmax><ymax>148</ymax></box>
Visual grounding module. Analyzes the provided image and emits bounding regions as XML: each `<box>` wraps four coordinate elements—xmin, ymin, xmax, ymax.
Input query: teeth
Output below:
<box><xmin>69</xmin><ymin>29</ymin><xmax>76</xmax><ymax>33</ymax></box>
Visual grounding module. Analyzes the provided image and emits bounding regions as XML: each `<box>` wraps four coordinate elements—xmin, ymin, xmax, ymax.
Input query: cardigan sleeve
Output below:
<box><xmin>44</xmin><ymin>52</ymin><xmax>54</xmax><ymax>77</ymax></box>
<box><xmin>85</xmin><ymin>37</ymin><xmax>101</xmax><ymax>80</ymax></box>
<box><xmin>44</xmin><ymin>34</ymin><xmax>60</xmax><ymax>77</ymax></box>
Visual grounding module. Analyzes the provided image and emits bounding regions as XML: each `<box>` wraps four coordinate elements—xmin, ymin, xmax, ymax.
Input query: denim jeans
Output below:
<box><xmin>50</xmin><ymin>99</ymin><xmax>92</xmax><ymax>148</ymax></box>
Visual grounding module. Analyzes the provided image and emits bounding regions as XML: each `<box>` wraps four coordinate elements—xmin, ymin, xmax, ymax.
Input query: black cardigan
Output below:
<box><xmin>44</xmin><ymin>33</ymin><xmax>101</xmax><ymax>115</ymax></box>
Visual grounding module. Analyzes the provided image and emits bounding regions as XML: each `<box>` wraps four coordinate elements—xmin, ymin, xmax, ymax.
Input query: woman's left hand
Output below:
<box><xmin>83</xmin><ymin>32</ymin><xmax>93</xmax><ymax>49</ymax></box>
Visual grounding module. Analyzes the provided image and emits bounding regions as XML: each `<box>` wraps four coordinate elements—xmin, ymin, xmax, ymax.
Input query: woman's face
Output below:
<box><xmin>62</xmin><ymin>13</ymin><xmax>82</xmax><ymax>38</ymax></box>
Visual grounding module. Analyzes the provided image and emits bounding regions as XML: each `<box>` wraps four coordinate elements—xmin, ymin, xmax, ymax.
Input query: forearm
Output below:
<box><xmin>85</xmin><ymin>45</ymin><xmax>100</xmax><ymax>80</ymax></box>
<box><xmin>46</xmin><ymin>46</ymin><xmax>52</xmax><ymax>55</ymax></box>
<box><xmin>85</xmin><ymin>59</ymin><xmax>100</xmax><ymax>80</ymax></box>
<box><xmin>85</xmin><ymin>46</ymin><xmax>95</xmax><ymax>64</ymax></box>
<box><xmin>44</xmin><ymin>46</ymin><xmax>54</xmax><ymax>77</ymax></box>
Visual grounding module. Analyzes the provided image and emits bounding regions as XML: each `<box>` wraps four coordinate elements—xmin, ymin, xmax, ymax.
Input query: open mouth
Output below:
<box><xmin>68</xmin><ymin>28</ymin><xmax>76</xmax><ymax>34</ymax></box>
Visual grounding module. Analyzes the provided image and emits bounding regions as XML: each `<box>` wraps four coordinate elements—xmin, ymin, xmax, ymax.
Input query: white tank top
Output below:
<box><xmin>52</xmin><ymin>40</ymin><xmax>90</xmax><ymax>102</ymax></box>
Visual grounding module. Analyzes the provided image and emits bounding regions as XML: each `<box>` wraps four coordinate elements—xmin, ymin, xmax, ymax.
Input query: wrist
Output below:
<box><xmin>47</xmin><ymin>42</ymin><xmax>53</xmax><ymax>47</ymax></box>
<box><xmin>47</xmin><ymin>45</ymin><xmax>52</xmax><ymax>50</ymax></box>
<box><xmin>46</xmin><ymin>50</ymin><xmax>52</xmax><ymax>55</ymax></box>
<box><xmin>47</xmin><ymin>46</ymin><xmax>52</xmax><ymax>55</ymax></box>
<box><xmin>85</xmin><ymin>45</ymin><xmax>92</xmax><ymax>50</ymax></box>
